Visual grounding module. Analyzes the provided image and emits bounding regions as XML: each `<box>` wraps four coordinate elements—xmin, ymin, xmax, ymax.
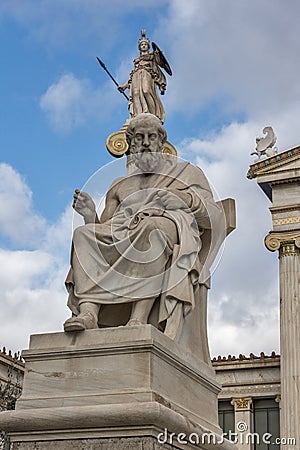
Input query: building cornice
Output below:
<box><xmin>247</xmin><ymin>145</ymin><xmax>300</xmax><ymax>180</ymax></box>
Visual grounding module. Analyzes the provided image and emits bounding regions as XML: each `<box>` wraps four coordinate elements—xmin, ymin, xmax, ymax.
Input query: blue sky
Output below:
<box><xmin>1</xmin><ymin>0</ymin><xmax>300</xmax><ymax>355</ymax></box>
<box><xmin>0</xmin><ymin>0</ymin><xmax>248</xmax><ymax>221</ymax></box>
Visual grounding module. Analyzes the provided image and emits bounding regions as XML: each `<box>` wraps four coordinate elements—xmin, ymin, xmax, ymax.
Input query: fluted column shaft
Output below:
<box><xmin>265</xmin><ymin>233</ymin><xmax>300</xmax><ymax>449</ymax></box>
<box><xmin>279</xmin><ymin>247</ymin><xmax>300</xmax><ymax>446</ymax></box>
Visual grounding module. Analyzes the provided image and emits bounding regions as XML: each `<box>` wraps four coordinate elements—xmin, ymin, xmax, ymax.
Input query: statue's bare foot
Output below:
<box><xmin>64</xmin><ymin>312</ymin><xmax>98</xmax><ymax>332</ymax></box>
<box><xmin>126</xmin><ymin>318</ymin><xmax>144</xmax><ymax>326</ymax></box>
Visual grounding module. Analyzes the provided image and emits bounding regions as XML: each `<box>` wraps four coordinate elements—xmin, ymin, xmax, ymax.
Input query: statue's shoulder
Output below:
<box><xmin>108</xmin><ymin>176</ymin><xmax>127</xmax><ymax>193</ymax></box>
<box><xmin>173</xmin><ymin>161</ymin><xmax>210</xmax><ymax>189</ymax></box>
<box><xmin>188</xmin><ymin>161</ymin><xmax>207</xmax><ymax>175</ymax></box>
<box><xmin>175</xmin><ymin>160</ymin><xmax>204</xmax><ymax>176</ymax></box>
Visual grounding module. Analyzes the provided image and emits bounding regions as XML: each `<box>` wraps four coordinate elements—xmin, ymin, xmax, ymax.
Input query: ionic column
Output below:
<box><xmin>231</xmin><ymin>397</ymin><xmax>254</xmax><ymax>450</ymax></box>
<box><xmin>265</xmin><ymin>231</ymin><xmax>300</xmax><ymax>448</ymax></box>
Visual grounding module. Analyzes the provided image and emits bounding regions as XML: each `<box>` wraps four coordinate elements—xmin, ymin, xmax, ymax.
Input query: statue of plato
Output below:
<box><xmin>64</xmin><ymin>113</ymin><xmax>224</xmax><ymax>341</ymax></box>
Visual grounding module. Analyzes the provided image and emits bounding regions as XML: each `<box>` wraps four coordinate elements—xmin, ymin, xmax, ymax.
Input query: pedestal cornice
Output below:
<box><xmin>0</xmin><ymin>402</ymin><xmax>236</xmax><ymax>449</ymax></box>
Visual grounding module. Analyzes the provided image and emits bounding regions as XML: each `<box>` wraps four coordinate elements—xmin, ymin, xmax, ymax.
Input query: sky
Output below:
<box><xmin>1</xmin><ymin>0</ymin><xmax>299</xmax><ymax>357</ymax></box>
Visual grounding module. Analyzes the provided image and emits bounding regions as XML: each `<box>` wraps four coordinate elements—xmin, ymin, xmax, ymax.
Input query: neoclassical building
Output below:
<box><xmin>214</xmin><ymin>352</ymin><xmax>280</xmax><ymax>449</ymax></box>
<box><xmin>247</xmin><ymin>143</ymin><xmax>300</xmax><ymax>448</ymax></box>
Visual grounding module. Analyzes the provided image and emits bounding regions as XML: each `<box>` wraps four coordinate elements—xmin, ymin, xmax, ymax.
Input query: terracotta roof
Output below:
<box><xmin>212</xmin><ymin>351</ymin><xmax>279</xmax><ymax>363</ymax></box>
<box><xmin>0</xmin><ymin>347</ymin><xmax>25</xmax><ymax>366</ymax></box>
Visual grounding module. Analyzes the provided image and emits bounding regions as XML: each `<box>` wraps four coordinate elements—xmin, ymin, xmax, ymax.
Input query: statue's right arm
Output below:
<box><xmin>99</xmin><ymin>184</ymin><xmax>120</xmax><ymax>223</ymax></box>
<box><xmin>118</xmin><ymin>81</ymin><xmax>129</xmax><ymax>93</ymax></box>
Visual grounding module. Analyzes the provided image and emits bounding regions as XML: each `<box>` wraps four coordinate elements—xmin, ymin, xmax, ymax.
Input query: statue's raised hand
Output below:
<box><xmin>118</xmin><ymin>82</ymin><xmax>129</xmax><ymax>94</ymax></box>
<box><xmin>73</xmin><ymin>190</ymin><xmax>97</xmax><ymax>223</ymax></box>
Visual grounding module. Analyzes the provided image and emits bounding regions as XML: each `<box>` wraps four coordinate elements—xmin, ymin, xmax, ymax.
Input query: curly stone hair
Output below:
<box><xmin>126</xmin><ymin>113</ymin><xmax>167</xmax><ymax>150</ymax></box>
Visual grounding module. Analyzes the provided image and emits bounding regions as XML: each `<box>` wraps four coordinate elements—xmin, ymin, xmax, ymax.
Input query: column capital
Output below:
<box><xmin>275</xmin><ymin>394</ymin><xmax>281</xmax><ymax>404</ymax></box>
<box><xmin>265</xmin><ymin>230</ymin><xmax>300</xmax><ymax>255</ymax></box>
<box><xmin>231</xmin><ymin>397</ymin><xmax>253</xmax><ymax>411</ymax></box>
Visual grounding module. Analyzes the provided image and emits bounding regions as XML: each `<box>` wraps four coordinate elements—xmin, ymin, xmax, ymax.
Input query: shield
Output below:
<box><xmin>152</xmin><ymin>42</ymin><xmax>172</xmax><ymax>76</ymax></box>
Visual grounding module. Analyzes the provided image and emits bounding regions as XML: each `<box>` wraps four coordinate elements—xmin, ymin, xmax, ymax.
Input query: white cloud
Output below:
<box><xmin>178</xmin><ymin>118</ymin><xmax>283</xmax><ymax>356</ymax></box>
<box><xmin>40</xmin><ymin>73</ymin><xmax>107</xmax><ymax>132</ymax></box>
<box><xmin>0</xmin><ymin>249</ymin><xmax>52</xmax><ymax>291</ymax></box>
<box><xmin>0</xmin><ymin>163</ymin><xmax>46</xmax><ymax>246</ymax></box>
<box><xmin>44</xmin><ymin>204</ymin><xmax>73</xmax><ymax>256</ymax></box>
<box><xmin>0</xmin><ymin>0</ymin><xmax>168</xmax><ymax>51</ymax></box>
<box><xmin>0</xmin><ymin>245</ymin><xmax>69</xmax><ymax>353</ymax></box>
<box><xmin>209</xmin><ymin>302</ymin><xmax>280</xmax><ymax>358</ymax></box>
<box><xmin>161</xmin><ymin>0</ymin><xmax>300</xmax><ymax>119</ymax></box>
<box><xmin>0</xmin><ymin>164</ymin><xmax>71</xmax><ymax>353</ymax></box>
<box><xmin>39</xmin><ymin>71</ymin><xmax>128</xmax><ymax>132</ymax></box>
<box><xmin>0</xmin><ymin>163</ymin><xmax>117</xmax><ymax>354</ymax></box>
<box><xmin>1</xmin><ymin>282</ymin><xmax>68</xmax><ymax>354</ymax></box>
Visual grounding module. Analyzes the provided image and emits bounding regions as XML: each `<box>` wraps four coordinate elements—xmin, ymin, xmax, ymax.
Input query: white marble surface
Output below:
<box><xmin>0</xmin><ymin>325</ymin><xmax>237</xmax><ymax>449</ymax></box>
<box><xmin>17</xmin><ymin>326</ymin><xmax>218</xmax><ymax>428</ymax></box>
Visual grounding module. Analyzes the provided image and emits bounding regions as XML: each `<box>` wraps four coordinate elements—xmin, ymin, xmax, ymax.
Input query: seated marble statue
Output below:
<box><xmin>64</xmin><ymin>113</ymin><xmax>224</xmax><ymax>338</ymax></box>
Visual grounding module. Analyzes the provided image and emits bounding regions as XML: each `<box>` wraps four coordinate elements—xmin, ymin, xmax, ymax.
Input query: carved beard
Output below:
<box><xmin>131</xmin><ymin>144</ymin><xmax>163</xmax><ymax>172</ymax></box>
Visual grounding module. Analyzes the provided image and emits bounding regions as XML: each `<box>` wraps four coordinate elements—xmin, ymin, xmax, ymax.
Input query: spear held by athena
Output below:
<box><xmin>96</xmin><ymin>57</ymin><xmax>129</xmax><ymax>101</ymax></box>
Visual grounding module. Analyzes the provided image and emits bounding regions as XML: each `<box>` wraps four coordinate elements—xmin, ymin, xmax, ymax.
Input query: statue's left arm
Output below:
<box><xmin>158</xmin><ymin>163</ymin><xmax>223</xmax><ymax>230</ymax></box>
<box><xmin>189</xmin><ymin>185</ymin><xmax>222</xmax><ymax>229</ymax></box>
<box><xmin>186</xmin><ymin>165</ymin><xmax>223</xmax><ymax>229</ymax></box>
<box><xmin>165</xmin><ymin>187</ymin><xmax>221</xmax><ymax>228</ymax></box>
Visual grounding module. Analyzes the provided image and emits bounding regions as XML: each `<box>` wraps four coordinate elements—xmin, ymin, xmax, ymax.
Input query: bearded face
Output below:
<box><xmin>133</xmin><ymin>149</ymin><xmax>162</xmax><ymax>172</ymax></box>
<box><xmin>131</xmin><ymin>125</ymin><xmax>163</xmax><ymax>172</ymax></box>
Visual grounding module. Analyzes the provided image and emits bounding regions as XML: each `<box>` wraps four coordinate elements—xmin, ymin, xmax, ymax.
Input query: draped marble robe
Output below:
<box><xmin>65</xmin><ymin>159</ymin><xmax>224</xmax><ymax>340</ymax></box>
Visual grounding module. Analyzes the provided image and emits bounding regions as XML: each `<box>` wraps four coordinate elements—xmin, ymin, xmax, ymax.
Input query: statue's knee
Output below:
<box><xmin>143</xmin><ymin>217</ymin><xmax>177</xmax><ymax>243</ymax></box>
<box><xmin>143</xmin><ymin>218</ymin><xmax>158</xmax><ymax>233</ymax></box>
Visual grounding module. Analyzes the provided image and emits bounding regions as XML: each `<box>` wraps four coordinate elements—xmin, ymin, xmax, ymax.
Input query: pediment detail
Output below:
<box><xmin>247</xmin><ymin>145</ymin><xmax>300</xmax><ymax>179</ymax></box>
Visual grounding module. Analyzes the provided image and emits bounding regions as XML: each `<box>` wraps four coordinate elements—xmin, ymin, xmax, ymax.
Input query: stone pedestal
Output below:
<box><xmin>248</xmin><ymin>145</ymin><xmax>300</xmax><ymax>448</ymax></box>
<box><xmin>0</xmin><ymin>325</ymin><xmax>235</xmax><ymax>450</ymax></box>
